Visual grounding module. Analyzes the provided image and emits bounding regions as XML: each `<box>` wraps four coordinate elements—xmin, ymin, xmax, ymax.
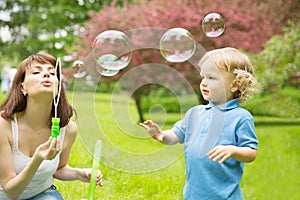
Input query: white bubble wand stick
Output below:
<box><xmin>51</xmin><ymin>58</ymin><xmax>62</xmax><ymax>139</ymax></box>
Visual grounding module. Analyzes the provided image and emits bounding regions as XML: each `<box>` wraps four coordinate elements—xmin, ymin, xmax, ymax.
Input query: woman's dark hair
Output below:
<box><xmin>0</xmin><ymin>52</ymin><xmax>74</xmax><ymax>128</ymax></box>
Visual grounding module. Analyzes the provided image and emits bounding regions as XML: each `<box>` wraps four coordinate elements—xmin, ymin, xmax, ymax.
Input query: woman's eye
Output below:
<box><xmin>50</xmin><ymin>72</ymin><xmax>55</xmax><ymax>76</ymax></box>
<box><xmin>32</xmin><ymin>71</ymin><xmax>40</xmax><ymax>74</ymax></box>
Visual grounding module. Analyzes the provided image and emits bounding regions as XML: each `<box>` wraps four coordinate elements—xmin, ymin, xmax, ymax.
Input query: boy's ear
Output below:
<box><xmin>231</xmin><ymin>79</ymin><xmax>240</xmax><ymax>93</ymax></box>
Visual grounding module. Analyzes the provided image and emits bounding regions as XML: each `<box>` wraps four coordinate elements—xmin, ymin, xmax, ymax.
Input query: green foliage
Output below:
<box><xmin>251</xmin><ymin>22</ymin><xmax>300</xmax><ymax>93</ymax></box>
<box><xmin>96</xmin><ymin>82</ymin><xmax>121</xmax><ymax>93</ymax></box>
<box><xmin>0</xmin><ymin>0</ymin><xmax>128</xmax><ymax>58</ymax></box>
<box><xmin>141</xmin><ymin>86</ymin><xmax>300</xmax><ymax>118</ymax></box>
<box><xmin>77</xmin><ymin>0</ymin><xmax>300</xmax><ymax>121</ymax></box>
<box><xmin>244</xmin><ymin>95</ymin><xmax>300</xmax><ymax>118</ymax></box>
<box><xmin>141</xmin><ymin>95</ymin><xmax>198</xmax><ymax>114</ymax></box>
<box><xmin>243</xmin><ymin>87</ymin><xmax>300</xmax><ymax>118</ymax></box>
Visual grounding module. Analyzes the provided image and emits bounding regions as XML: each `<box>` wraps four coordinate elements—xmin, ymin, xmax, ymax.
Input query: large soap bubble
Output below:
<box><xmin>93</xmin><ymin>30</ymin><xmax>132</xmax><ymax>71</ymax></box>
<box><xmin>160</xmin><ymin>28</ymin><xmax>196</xmax><ymax>63</ymax></box>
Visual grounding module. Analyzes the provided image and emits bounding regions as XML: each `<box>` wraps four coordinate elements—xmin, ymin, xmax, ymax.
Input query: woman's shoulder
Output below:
<box><xmin>0</xmin><ymin>113</ymin><xmax>13</xmax><ymax>145</ymax></box>
<box><xmin>65</xmin><ymin>120</ymin><xmax>78</xmax><ymax>137</ymax></box>
<box><xmin>0</xmin><ymin>114</ymin><xmax>11</xmax><ymax>130</ymax></box>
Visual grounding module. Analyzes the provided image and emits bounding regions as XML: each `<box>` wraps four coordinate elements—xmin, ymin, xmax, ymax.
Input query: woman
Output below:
<box><xmin>0</xmin><ymin>52</ymin><xmax>103</xmax><ymax>199</ymax></box>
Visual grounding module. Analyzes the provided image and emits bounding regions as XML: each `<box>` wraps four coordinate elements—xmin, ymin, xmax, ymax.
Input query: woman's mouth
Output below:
<box><xmin>41</xmin><ymin>80</ymin><xmax>52</xmax><ymax>86</ymax></box>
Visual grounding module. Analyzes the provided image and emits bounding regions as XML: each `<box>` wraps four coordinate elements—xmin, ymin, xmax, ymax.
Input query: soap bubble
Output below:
<box><xmin>72</xmin><ymin>27</ymin><xmax>206</xmax><ymax>173</ymax></box>
<box><xmin>72</xmin><ymin>60</ymin><xmax>86</xmax><ymax>78</ymax></box>
<box><xmin>100</xmin><ymin>68</ymin><xmax>120</xmax><ymax>77</ymax></box>
<box><xmin>160</xmin><ymin>28</ymin><xmax>196</xmax><ymax>63</ymax></box>
<box><xmin>202</xmin><ymin>13</ymin><xmax>225</xmax><ymax>37</ymax></box>
<box><xmin>96</xmin><ymin>54</ymin><xmax>120</xmax><ymax>76</ymax></box>
<box><xmin>93</xmin><ymin>30</ymin><xmax>132</xmax><ymax>71</ymax></box>
<box><xmin>97</xmin><ymin>54</ymin><xmax>127</xmax><ymax>72</ymax></box>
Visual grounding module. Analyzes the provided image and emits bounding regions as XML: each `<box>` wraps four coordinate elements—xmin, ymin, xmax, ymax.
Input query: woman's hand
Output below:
<box><xmin>77</xmin><ymin>168</ymin><xmax>103</xmax><ymax>186</ymax></box>
<box><xmin>140</xmin><ymin>120</ymin><xmax>164</xmax><ymax>142</ymax></box>
<box><xmin>34</xmin><ymin>137</ymin><xmax>62</xmax><ymax>161</ymax></box>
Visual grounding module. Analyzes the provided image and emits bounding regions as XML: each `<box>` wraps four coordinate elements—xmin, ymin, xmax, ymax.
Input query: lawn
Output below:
<box><xmin>52</xmin><ymin>92</ymin><xmax>300</xmax><ymax>200</ymax></box>
<box><xmin>0</xmin><ymin>91</ymin><xmax>298</xmax><ymax>199</ymax></box>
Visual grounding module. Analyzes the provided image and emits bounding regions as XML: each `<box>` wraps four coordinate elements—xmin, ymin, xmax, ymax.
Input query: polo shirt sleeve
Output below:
<box><xmin>172</xmin><ymin>107</ymin><xmax>194</xmax><ymax>144</ymax></box>
<box><xmin>236</xmin><ymin>117</ymin><xmax>258</xmax><ymax>149</ymax></box>
<box><xmin>172</xmin><ymin>120</ymin><xmax>185</xmax><ymax>143</ymax></box>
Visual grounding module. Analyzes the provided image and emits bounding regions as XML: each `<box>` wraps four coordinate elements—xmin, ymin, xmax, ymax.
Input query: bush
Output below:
<box><xmin>141</xmin><ymin>95</ymin><xmax>199</xmax><ymax>114</ymax></box>
<box><xmin>141</xmin><ymin>86</ymin><xmax>300</xmax><ymax>118</ymax></box>
<box><xmin>243</xmin><ymin>87</ymin><xmax>300</xmax><ymax>118</ymax></box>
<box><xmin>251</xmin><ymin>22</ymin><xmax>300</xmax><ymax>94</ymax></box>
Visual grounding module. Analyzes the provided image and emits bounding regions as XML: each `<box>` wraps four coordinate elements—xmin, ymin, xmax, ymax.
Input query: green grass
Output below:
<box><xmin>55</xmin><ymin>125</ymin><xmax>300</xmax><ymax>200</ymax></box>
<box><xmin>242</xmin><ymin>125</ymin><xmax>300</xmax><ymax>200</ymax></box>
<box><xmin>0</xmin><ymin>91</ymin><xmax>299</xmax><ymax>199</ymax></box>
<box><xmin>52</xmin><ymin>92</ymin><xmax>300</xmax><ymax>200</ymax></box>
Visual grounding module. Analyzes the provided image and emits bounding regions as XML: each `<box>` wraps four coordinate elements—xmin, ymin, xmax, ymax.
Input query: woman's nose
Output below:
<box><xmin>43</xmin><ymin>72</ymin><xmax>50</xmax><ymax>78</ymax></box>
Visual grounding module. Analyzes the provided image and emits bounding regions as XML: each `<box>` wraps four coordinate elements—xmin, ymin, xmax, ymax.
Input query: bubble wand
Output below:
<box><xmin>51</xmin><ymin>57</ymin><xmax>62</xmax><ymax>139</ymax></box>
<box><xmin>88</xmin><ymin>140</ymin><xmax>102</xmax><ymax>200</ymax></box>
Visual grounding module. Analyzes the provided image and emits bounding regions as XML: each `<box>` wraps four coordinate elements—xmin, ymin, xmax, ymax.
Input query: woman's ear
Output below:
<box><xmin>21</xmin><ymin>83</ymin><xmax>27</xmax><ymax>96</ymax></box>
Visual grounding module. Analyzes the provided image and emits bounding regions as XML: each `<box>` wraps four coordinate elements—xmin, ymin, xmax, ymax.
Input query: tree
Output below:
<box><xmin>0</xmin><ymin>0</ymin><xmax>128</xmax><ymax>59</ymax></box>
<box><xmin>252</xmin><ymin>22</ymin><xmax>300</xmax><ymax>93</ymax></box>
<box><xmin>80</xmin><ymin>0</ymin><xmax>300</xmax><ymax>54</ymax></box>
<box><xmin>77</xmin><ymin>0</ymin><xmax>300</xmax><ymax>122</ymax></box>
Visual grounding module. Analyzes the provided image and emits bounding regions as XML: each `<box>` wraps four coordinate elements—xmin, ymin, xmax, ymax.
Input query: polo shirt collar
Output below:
<box><xmin>205</xmin><ymin>98</ymin><xmax>239</xmax><ymax>111</ymax></box>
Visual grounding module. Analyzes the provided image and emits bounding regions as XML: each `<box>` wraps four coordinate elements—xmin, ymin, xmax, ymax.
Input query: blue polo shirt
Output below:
<box><xmin>172</xmin><ymin>99</ymin><xmax>258</xmax><ymax>200</ymax></box>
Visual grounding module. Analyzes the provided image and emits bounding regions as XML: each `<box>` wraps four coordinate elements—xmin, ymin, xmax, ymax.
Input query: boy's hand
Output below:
<box><xmin>140</xmin><ymin>120</ymin><xmax>164</xmax><ymax>142</ymax></box>
<box><xmin>208</xmin><ymin>145</ymin><xmax>236</xmax><ymax>164</ymax></box>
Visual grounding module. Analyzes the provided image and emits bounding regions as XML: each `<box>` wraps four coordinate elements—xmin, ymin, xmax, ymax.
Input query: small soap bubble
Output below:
<box><xmin>160</xmin><ymin>28</ymin><xmax>196</xmax><ymax>63</ymax></box>
<box><xmin>100</xmin><ymin>69</ymin><xmax>120</xmax><ymax>77</ymax></box>
<box><xmin>93</xmin><ymin>30</ymin><xmax>132</xmax><ymax>71</ymax></box>
<box><xmin>96</xmin><ymin>54</ymin><xmax>129</xmax><ymax>71</ymax></box>
<box><xmin>96</xmin><ymin>54</ymin><xmax>120</xmax><ymax>77</ymax></box>
<box><xmin>72</xmin><ymin>60</ymin><xmax>86</xmax><ymax>78</ymax></box>
<box><xmin>202</xmin><ymin>13</ymin><xmax>225</xmax><ymax>37</ymax></box>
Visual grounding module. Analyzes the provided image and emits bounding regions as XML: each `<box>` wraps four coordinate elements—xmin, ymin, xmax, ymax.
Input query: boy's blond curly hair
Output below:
<box><xmin>199</xmin><ymin>47</ymin><xmax>257</xmax><ymax>104</ymax></box>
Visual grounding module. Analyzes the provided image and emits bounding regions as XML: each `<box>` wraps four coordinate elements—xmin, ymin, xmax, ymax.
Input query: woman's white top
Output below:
<box><xmin>0</xmin><ymin>115</ymin><xmax>66</xmax><ymax>200</ymax></box>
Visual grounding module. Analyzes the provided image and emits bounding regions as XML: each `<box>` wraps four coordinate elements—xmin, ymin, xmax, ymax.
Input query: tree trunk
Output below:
<box><xmin>134</xmin><ymin>97</ymin><xmax>144</xmax><ymax>123</ymax></box>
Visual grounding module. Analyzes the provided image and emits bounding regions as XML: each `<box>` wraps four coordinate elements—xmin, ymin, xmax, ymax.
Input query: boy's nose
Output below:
<box><xmin>201</xmin><ymin>80</ymin><xmax>207</xmax><ymax>87</ymax></box>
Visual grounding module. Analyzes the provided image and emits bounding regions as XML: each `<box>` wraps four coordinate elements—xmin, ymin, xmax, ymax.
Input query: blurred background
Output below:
<box><xmin>1</xmin><ymin>0</ymin><xmax>299</xmax><ymax>118</ymax></box>
<box><xmin>0</xmin><ymin>0</ymin><xmax>299</xmax><ymax>199</ymax></box>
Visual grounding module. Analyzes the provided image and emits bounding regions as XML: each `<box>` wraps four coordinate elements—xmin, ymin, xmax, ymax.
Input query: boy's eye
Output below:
<box><xmin>208</xmin><ymin>76</ymin><xmax>216</xmax><ymax>80</ymax></box>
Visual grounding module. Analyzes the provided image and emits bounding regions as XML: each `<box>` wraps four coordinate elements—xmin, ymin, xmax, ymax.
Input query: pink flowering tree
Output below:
<box><xmin>75</xmin><ymin>0</ymin><xmax>300</xmax><ymax>122</ymax></box>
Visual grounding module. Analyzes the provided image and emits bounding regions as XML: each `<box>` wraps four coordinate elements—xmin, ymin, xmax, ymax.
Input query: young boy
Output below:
<box><xmin>140</xmin><ymin>47</ymin><xmax>258</xmax><ymax>199</ymax></box>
